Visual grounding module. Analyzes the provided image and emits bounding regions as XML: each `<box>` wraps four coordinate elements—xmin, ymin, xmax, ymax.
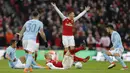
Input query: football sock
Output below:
<box><xmin>115</xmin><ymin>56</ymin><xmax>127</xmax><ymax>67</ymax></box>
<box><xmin>102</xmin><ymin>52</ymin><xmax>113</xmax><ymax>63</ymax></box>
<box><xmin>74</xmin><ymin>55</ymin><xmax>84</xmax><ymax>62</ymax></box>
<box><xmin>25</xmin><ymin>54</ymin><xmax>33</xmax><ymax>68</ymax></box>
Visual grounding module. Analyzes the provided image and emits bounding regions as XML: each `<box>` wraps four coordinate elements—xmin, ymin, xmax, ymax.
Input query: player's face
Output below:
<box><xmin>13</xmin><ymin>41</ymin><xmax>17</xmax><ymax>48</ymax></box>
<box><xmin>69</xmin><ymin>12</ymin><xmax>75</xmax><ymax>19</ymax></box>
<box><xmin>45</xmin><ymin>54</ymin><xmax>52</xmax><ymax>60</ymax></box>
<box><xmin>106</xmin><ymin>28</ymin><xmax>110</xmax><ymax>34</ymax></box>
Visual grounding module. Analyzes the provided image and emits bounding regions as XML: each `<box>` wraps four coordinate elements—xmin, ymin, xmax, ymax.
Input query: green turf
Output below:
<box><xmin>0</xmin><ymin>60</ymin><xmax>129</xmax><ymax>73</ymax></box>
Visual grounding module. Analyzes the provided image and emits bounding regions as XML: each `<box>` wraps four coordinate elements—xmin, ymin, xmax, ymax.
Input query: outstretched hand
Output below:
<box><xmin>51</xmin><ymin>2</ymin><xmax>56</xmax><ymax>7</ymax></box>
<box><xmin>85</xmin><ymin>6</ymin><xmax>90</xmax><ymax>11</ymax></box>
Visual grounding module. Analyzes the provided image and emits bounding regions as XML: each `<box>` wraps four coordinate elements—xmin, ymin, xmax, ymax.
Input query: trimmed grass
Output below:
<box><xmin>0</xmin><ymin>60</ymin><xmax>129</xmax><ymax>73</ymax></box>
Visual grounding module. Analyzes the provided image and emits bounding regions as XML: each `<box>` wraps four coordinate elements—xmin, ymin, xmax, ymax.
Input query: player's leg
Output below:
<box><xmin>14</xmin><ymin>59</ymin><xmax>25</xmax><ymax>69</ymax></box>
<box><xmin>71</xmin><ymin>40</ymin><xmax>87</xmax><ymax>54</ymax></box>
<box><xmin>24</xmin><ymin>51</ymin><xmax>33</xmax><ymax>72</ymax></box>
<box><xmin>62</xmin><ymin>51</ymin><xmax>74</xmax><ymax>69</ymax></box>
<box><xmin>22</xmin><ymin>40</ymin><xmax>28</xmax><ymax>63</ymax></box>
<box><xmin>69</xmin><ymin>36</ymin><xmax>86</xmax><ymax>54</ymax></box>
<box><xmin>19</xmin><ymin>55</ymin><xmax>43</xmax><ymax>69</ymax></box>
<box><xmin>24</xmin><ymin>40</ymin><xmax>37</xmax><ymax>73</ymax></box>
<box><xmin>69</xmin><ymin>36</ymin><xmax>75</xmax><ymax>55</ymax></box>
<box><xmin>113</xmin><ymin>49</ymin><xmax>128</xmax><ymax>70</ymax></box>
<box><xmin>74</xmin><ymin>55</ymin><xmax>90</xmax><ymax>62</ymax></box>
<box><xmin>34</xmin><ymin>43</ymin><xmax>39</xmax><ymax>61</ymax></box>
<box><xmin>62</xmin><ymin>36</ymin><xmax>69</xmax><ymax>55</ymax></box>
<box><xmin>102</xmin><ymin>49</ymin><xmax>114</xmax><ymax>64</ymax></box>
<box><xmin>104</xmin><ymin>50</ymin><xmax>116</xmax><ymax>69</ymax></box>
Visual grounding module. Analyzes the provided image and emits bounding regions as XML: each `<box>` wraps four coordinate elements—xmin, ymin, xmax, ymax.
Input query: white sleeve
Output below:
<box><xmin>46</xmin><ymin>63</ymin><xmax>65</xmax><ymax>70</ymax></box>
<box><xmin>54</xmin><ymin>5</ymin><xmax>66</xmax><ymax>20</ymax></box>
<box><xmin>74</xmin><ymin>9</ymin><xmax>87</xmax><ymax>22</ymax></box>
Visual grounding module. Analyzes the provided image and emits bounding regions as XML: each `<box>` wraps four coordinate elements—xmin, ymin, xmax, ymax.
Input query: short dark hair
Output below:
<box><xmin>32</xmin><ymin>11</ymin><xmax>39</xmax><ymax>17</ymax></box>
<box><xmin>10</xmin><ymin>39</ymin><xmax>16</xmax><ymax>45</ymax></box>
<box><xmin>106</xmin><ymin>25</ymin><xmax>114</xmax><ymax>30</ymax></box>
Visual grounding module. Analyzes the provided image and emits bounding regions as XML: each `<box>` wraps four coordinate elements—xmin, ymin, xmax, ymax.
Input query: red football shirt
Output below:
<box><xmin>62</xmin><ymin>18</ymin><xmax>74</xmax><ymax>36</ymax></box>
<box><xmin>47</xmin><ymin>60</ymin><xmax>63</xmax><ymax>68</ymax></box>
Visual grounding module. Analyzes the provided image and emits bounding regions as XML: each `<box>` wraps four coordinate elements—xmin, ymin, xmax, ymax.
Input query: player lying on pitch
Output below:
<box><xmin>45</xmin><ymin>50</ymin><xmax>74</xmax><ymax>69</ymax></box>
<box><xmin>45</xmin><ymin>43</ymin><xmax>89</xmax><ymax>70</ymax></box>
<box><xmin>3</xmin><ymin>39</ymin><xmax>44</xmax><ymax>69</ymax></box>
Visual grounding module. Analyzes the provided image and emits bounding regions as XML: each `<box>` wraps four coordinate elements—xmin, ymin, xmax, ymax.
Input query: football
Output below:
<box><xmin>75</xmin><ymin>62</ymin><xmax>82</xmax><ymax>69</ymax></box>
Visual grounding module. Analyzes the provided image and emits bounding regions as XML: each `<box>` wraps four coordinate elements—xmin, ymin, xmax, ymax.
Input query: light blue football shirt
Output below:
<box><xmin>6</xmin><ymin>46</ymin><xmax>17</xmax><ymax>68</ymax></box>
<box><xmin>22</xmin><ymin>19</ymin><xmax>43</xmax><ymax>40</ymax></box>
<box><xmin>111</xmin><ymin>31</ymin><xmax>124</xmax><ymax>50</ymax></box>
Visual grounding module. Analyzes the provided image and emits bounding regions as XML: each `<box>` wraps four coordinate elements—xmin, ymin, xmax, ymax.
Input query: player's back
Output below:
<box><xmin>23</xmin><ymin>19</ymin><xmax>43</xmax><ymax>40</ymax></box>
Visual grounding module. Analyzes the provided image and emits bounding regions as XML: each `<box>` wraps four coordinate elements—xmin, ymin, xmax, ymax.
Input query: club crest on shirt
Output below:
<box><xmin>65</xmin><ymin>23</ymin><xmax>73</xmax><ymax>26</ymax></box>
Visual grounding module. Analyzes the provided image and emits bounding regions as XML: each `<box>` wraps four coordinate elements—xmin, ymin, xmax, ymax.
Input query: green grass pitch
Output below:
<box><xmin>0</xmin><ymin>60</ymin><xmax>129</xmax><ymax>73</ymax></box>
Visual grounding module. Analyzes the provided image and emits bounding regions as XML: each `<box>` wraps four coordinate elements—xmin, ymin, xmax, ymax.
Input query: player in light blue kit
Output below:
<box><xmin>4</xmin><ymin>39</ymin><xmax>44</xmax><ymax>69</ymax></box>
<box><xmin>103</xmin><ymin>25</ymin><xmax>128</xmax><ymax>70</ymax></box>
<box><xmin>5</xmin><ymin>39</ymin><xmax>25</xmax><ymax>68</ymax></box>
<box><xmin>18</xmin><ymin>11</ymin><xmax>48</xmax><ymax>73</ymax></box>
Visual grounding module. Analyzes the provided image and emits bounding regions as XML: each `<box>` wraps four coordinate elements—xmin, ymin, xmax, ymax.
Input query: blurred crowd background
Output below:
<box><xmin>0</xmin><ymin>0</ymin><xmax>130</xmax><ymax>51</ymax></box>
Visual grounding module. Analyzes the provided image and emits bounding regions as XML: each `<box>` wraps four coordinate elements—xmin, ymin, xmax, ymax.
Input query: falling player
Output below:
<box><xmin>51</xmin><ymin>3</ymin><xmax>90</xmax><ymax>61</ymax></box>
<box><xmin>104</xmin><ymin>25</ymin><xmax>128</xmax><ymax>70</ymax></box>
<box><xmin>45</xmin><ymin>50</ymin><xmax>74</xmax><ymax>69</ymax></box>
<box><xmin>18</xmin><ymin>11</ymin><xmax>48</xmax><ymax>72</ymax></box>
<box><xmin>4</xmin><ymin>39</ymin><xmax>43</xmax><ymax>69</ymax></box>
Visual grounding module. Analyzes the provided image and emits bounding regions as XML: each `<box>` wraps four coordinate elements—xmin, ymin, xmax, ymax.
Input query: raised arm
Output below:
<box><xmin>74</xmin><ymin>6</ymin><xmax>90</xmax><ymax>22</ymax></box>
<box><xmin>51</xmin><ymin>3</ymin><xmax>66</xmax><ymax>20</ymax></box>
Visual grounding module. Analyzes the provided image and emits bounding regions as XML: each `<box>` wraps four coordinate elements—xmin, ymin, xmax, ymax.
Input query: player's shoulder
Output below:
<box><xmin>112</xmin><ymin>31</ymin><xmax>120</xmax><ymax>36</ymax></box>
<box><xmin>32</xmin><ymin>19</ymin><xmax>43</xmax><ymax>24</ymax></box>
<box><xmin>112</xmin><ymin>31</ymin><xmax>118</xmax><ymax>34</ymax></box>
<box><xmin>27</xmin><ymin>19</ymin><xmax>43</xmax><ymax>25</ymax></box>
<box><xmin>63</xmin><ymin>17</ymin><xmax>68</xmax><ymax>21</ymax></box>
<box><xmin>6</xmin><ymin>46</ymin><xmax>13</xmax><ymax>51</ymax></box>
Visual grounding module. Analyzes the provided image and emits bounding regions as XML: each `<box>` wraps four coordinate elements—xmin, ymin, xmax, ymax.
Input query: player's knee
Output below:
<box><xmin>64</xmin><ymin>47</ymin><xmax>69</xmax><ymax>51</ymax></box>
<box><xmin>70</xmin><ymin>46</ymin><xmax>74</xmax><ymax>50</ymax></box>
<box><xmin>28</xmin><ymin>51</ymin><xmax>33</xmax><ymax>54</ymax></box>
<box><xmin>106</xmin><ymin>51</ymin><xmax>112</xmax><ymax>56</ymax></box>
<box><xmin>114</xmin><ymin>53</ymin><xmax>120</xmax><ymax>57</ymax></box>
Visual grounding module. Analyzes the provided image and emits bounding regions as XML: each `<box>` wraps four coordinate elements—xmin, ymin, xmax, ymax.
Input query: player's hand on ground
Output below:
<box><xmin>85</xmin><ymin>6</ymin><xmax>90</xmax><ymax>11</ymax></box>
<box><xmin>51</xmin><ymin>3</ymin><xmax>56</xmax><ymax>7</ymax></box>
<box><xmin>45</xmin><ymin>42</ymin><xmax>48</xmax><ymax>48</ymax></box>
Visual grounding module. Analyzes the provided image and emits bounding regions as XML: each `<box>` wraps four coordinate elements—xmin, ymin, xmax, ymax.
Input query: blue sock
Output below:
<box><xmin>32</xmin><ymin>58</ymin><xmax>37</xmax><ymax>65</ymax></box>
<box><xmin>102</xmin><ymin>50</ymin><xmax>113</xmax><ymax>63</ymax></box>
<box><xmin>103</xmin><ymin>52</ymin><xmax>113</xmax><ymax>63</ymax></box>
<box><xmin>25</xmin><ymin>54</ymin><xmax>33</xmax><ymax>68</ymax></box>
<box><xmin>115</xmin><ymin>56</ymin><xmax>127</xmax><ymax>67</ymax></box>
<box><xmin>32</xmin><ymin>65</ymin><xmax>42</xmax><ymax>69</ymax></box>
<box><xmin>25</xmin><ymin>54</ymin><xmax>28</xmax><ymax>59</ymax></box>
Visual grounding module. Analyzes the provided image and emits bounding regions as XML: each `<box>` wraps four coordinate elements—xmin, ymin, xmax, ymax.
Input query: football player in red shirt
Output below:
<box><xmin>45</xmin><ymin>50</ymin><xmax>74</xmax><ymax>69</ymax></box>
<box><xmin>51</xmin><ymin>3</ymin><xmax>90</xmax><ymax>62</ymax></box>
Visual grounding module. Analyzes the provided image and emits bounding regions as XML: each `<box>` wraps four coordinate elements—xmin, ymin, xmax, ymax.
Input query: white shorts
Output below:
<box><xmin>14</xmin><ymin>59</ymin><xmax>25</xmax><ymax>69</ymax></box>
<box><xmin>109</xmin><ymin>48</ymin><xmax>124</xmax><ymax>56</ymax></box>
<box><xmin>22</xmin><ymin>40</ymin><xmax>37</xmax><ymax>53</ymax></box>
<box><xmin>62</xmin><ymin>55</ymin><xmax>74</xmax><ymax>69</ymax></box>
<box><xmin>62</xmin><ymin>35</ymin><xmax>75</xmax><ymax>47</ymax></box>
